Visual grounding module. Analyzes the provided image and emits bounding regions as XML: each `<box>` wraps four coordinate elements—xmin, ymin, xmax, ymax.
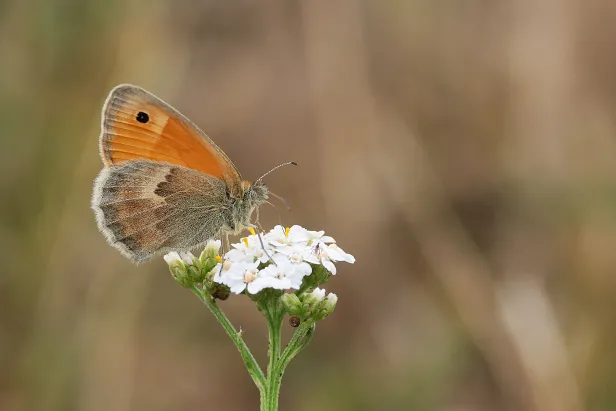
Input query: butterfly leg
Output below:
<box><xmin>252</xmin><ymin>208</ymin><xmax>265</xmax><ymax>234</ymax></box>
<box><xmin>256</xmin><ymin>231</ymin><xmax>277</xmax><ymax>266</ymax></box>
<box><xmin>223</xmin><ymin>232</ymin><xmax>231</xmax><ymax>253</ymax></box>
<box><xmin>246</xmin><ymin>208</ymin><xmax>275</xmax><ymax>265</ymax></box>
<box><xmin>214</xmin><ymin>233</ymin><xmax>231</xmax><ymax>280</ymax></box>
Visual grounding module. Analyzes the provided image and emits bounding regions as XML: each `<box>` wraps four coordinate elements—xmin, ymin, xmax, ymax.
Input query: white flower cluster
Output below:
<box><xmin>213</xmin><ymin>225</ymin><xmax>355</xmax><ymax>295</ymax></box>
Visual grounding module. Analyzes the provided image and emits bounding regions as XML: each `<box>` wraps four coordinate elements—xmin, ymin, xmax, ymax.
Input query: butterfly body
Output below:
<box><xmin>91</xmin><ymin>85</ymin><xmax>270</xmax><ymax>263</ymax></box>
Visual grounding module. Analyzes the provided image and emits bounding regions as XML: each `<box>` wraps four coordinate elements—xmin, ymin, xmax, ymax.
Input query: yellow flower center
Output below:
<box><xmin>242</xmin><ymin>237</ymin><xmax>249</xmax><ymax>247</ymax></box>
<box><xmin>249</xmin><ymin>227</ymin><xmax>256</xmax><ymax>235</ymax></box>
<box><xmin>285</xmin><ymin>227</ymin><xmax>290</xmax><ymax>237</ymax></box>
<box><xmin>244</xmin><ymin>270</ymin><xmax>257</xmax><ymax>283</ymax></box>
<box><xmin>216</xmin><ymin>255</ymin><xmax>223</xmax><ymax>263</ymax></box>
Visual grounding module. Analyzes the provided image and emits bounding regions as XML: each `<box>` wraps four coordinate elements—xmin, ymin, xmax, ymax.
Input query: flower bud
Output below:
<box><xmin>300</xmin><ymin>287</ymin><xmax>326</xmax><ymax>319</ymax></box>
<box><xmin>178</xmin><ymin>251</ymin><xmax>196</xmax><ymax>264</ymax></box>
<box><xmin>186</xmin><ymin>264</ymin><xmax>202</xmax><ymax>282</ymax></box>
<box><xmin>199</xmin><ymin>240</ymin><xmax>221</xmax><ymax>262</ymax></box>
<box><xmin>317</xmin><ymin>292</ymin><xmax>337</xmax><ymax>320</ymax></box>
<box><xmin>297</xmin><ymin>288</ymin><xmax>339</xmax><ymax>321</ymax></box>
<box><xmin>165</xmin><ymin>252</ymin><xmax>193</xmax><ymax>288</ymax></box>
<box><xmin>302</xmin><ymin>287</ymin><xmax>325</xmax><ymax>306</ymax></box>
<box><xmin>199</xmin><ymin>241</ymin><xmax>222</xmax><ymax>275</ymax></box>
<box><xmin>282</xmin><ymin>293</ymin><xmax>303</xmax><ymax>316</ymax></box>
<box><xmin>172</xmin><ymin>251</ymin><xmax>211</xmax><ymax>284</ymax></box>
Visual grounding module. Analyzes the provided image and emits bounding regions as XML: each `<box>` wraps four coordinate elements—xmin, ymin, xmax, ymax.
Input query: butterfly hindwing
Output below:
<box><xmin>92</xmin><ymin>161</ymin><xmax>232</xmax><ymax>262</ymax></box>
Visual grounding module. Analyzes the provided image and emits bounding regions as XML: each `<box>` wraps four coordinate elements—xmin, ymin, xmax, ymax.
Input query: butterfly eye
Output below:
<box><xmin>136</xmin><ymin>111</ymin><xmax>150</xmax><ymax>124</ymax></box>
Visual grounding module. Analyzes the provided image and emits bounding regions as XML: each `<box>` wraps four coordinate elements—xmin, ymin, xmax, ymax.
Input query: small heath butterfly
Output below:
<box><xmin>91</xmin><ymin>84</ymin><xmax>293</xmax><ymax>263</ymax></box>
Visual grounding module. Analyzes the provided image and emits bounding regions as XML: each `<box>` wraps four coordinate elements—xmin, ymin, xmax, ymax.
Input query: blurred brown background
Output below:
<box><xmin>2</xmin><ymin>1</ymin><xmax>616</xmax><ymax>410</ymax></box>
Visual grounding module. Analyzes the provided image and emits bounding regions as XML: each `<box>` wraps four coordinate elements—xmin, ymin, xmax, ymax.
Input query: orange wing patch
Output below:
<box><xmin>99</xmin><ymin>85</ymin><xmax>243</xmax><ymax>193</ymax></box>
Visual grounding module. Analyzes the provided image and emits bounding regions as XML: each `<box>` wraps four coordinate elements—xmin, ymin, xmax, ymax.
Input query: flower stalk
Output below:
<box><xmin>264</xmin><ymin>298</ymin><xmax>284</xmax><ymax>411</ymax></box>
<box><xmin>190</xmin><ymin>285</ymin><xmax>266</xmax><ymax>391</ymax></box>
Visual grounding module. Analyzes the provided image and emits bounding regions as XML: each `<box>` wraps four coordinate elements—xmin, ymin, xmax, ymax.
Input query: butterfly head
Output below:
<box><xmin>242</xmin><ymin>179</ymin><xmax>270</xmax><ymax>208</ymax></box>
<box><xmin>227</xmin><ymin>180</ymin><xmax>269</xmax><ymax>233</ymax></box>
<box><xmin>231</xmin><ymin>161</ymin><xmax>297</xmax><ymax>232</ymax></box>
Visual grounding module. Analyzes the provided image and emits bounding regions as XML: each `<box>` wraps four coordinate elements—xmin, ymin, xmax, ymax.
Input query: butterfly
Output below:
<box><xmin>91</xmin><ymin>84</ymin><xmax>294</xmax><ymax>263</ymax></box>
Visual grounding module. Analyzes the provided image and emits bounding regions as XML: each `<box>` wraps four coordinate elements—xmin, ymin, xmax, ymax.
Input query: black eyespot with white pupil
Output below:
<box><xmin>136</xmin><ymin>111</ymin><xmax>149</xmax><ymax>123</ymax></box>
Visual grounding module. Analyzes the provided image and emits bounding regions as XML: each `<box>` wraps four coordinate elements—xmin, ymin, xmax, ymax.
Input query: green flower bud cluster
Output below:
<box><xmin>281</xmin><ymin>288</ymin><xmax>337</xmax><ymax>323</ymax></box>
<box><xmin>165</xmin><ymin>241</ymin><xmax>230</xmax><ymax>299</ymax></box>
<box><xmin>165</xmin><ymin>252</ymin><xmax>195</xmax><ymax>288</ymax></box>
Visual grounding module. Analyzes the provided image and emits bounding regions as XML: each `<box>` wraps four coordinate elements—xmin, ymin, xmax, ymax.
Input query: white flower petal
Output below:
<box><xmin>302</xmin><ymin>252</ymin><xmax>320</xmax><ymax>264</ymax></box>
<box><xmin>288</xmin><ymin>274</ymin><xmax>304</xmax><ymax>289</ymax></box>
<box><xmin>211</xmin><ymin>264</ymin><xmax>223</xmax><ymax>281</ymax></box>
<box><xmin>272</xmin><ymin>253</ymin><xmax>291</xmax><ymax>264</ymax></box>
<box><xmin>259</xmin><ymin>264</ymin><xmax>279</xmax><ymax>278</ymax></box>
<box><xmin>327</xmin><ymin>244</ymin><xmax>355</xmax><ymax>263</ymax></box>
<box><xmin>266</xmin><ymin>225</ymin><xmax>287</xmax><ymax>244</ymax></box>
<box><xmin>322</xmin><ymin>259</ymin><xmax>337</xmax><ymax>275</ymax></box>
<box><xmin>275</xmin><ymin>244</ymin><xmax>310</xmax><ymax>257</ymax></box>
<box><xmin>226</xmin><ymin>248</ymin><xmax>251</xmax><ymax>263</ymax></box>
<box><xmin>296</xmin><ymin>261</ymin><xmax>312</xmax><ymax>276</ymax></box>
<box><xmin>230</xmin><ymin>282</ymin><xmax>247</xmax><ymax>294</ymax></box>
<box><xmin>287</xmin><ymin>225</ymin><xmax>311</xmax><ymax>242</ymax></box>
<box><xmin>246</xmin><ymin>279</ymin><xmax>265</xmax><ymax>294</ymax></box>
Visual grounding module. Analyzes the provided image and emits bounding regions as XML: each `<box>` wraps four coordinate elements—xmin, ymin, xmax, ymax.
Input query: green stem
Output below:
<box><xmin>263</xmin><ymin>320</ymin><xmax>315</xmax><ymax>411</ymax></box>
<box><xmin>262</xmin><ymin>298</ymin><xmax>284</xmax><ymax>411</ymax></box>
<box><xmin>191</xmin><ymin>286</ymin><xmax>266</xmax><ymax>392</ymax></box>
<box><xmin>277</xmin><ymin>321</ymin><xmax>315</xmax><ymax>375</ymax></box>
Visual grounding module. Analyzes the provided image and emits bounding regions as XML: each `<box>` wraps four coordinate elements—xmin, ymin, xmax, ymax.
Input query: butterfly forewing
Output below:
<box><xmin>100</xmin><ymin>84</ymin><xmax>244</xmax><ymax>196</ymax></box>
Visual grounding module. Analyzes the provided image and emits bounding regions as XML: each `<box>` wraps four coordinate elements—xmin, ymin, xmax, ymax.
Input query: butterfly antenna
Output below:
<box><xmin>269</xmin><ymin>191</ymin><xmax>292</xmax><ymax>210</ymax></box>
<box><xmin>256</xmin><ymin>161</ymin><xmax>298</xmax><ymax>184</ymax></box>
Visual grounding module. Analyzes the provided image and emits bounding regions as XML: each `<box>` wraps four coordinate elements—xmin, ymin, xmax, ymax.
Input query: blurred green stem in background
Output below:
<box><xmin>190</xmin><ymin>285</ymin><xmax>315</xmax><ymax>411</ymax></box>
